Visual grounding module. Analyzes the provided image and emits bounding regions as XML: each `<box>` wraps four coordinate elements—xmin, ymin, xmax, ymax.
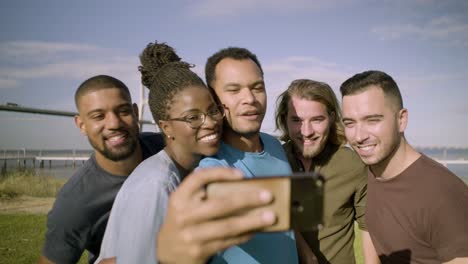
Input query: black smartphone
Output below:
<box><xmin>206</xmin><ymin>172</ymin><xmax>324</xmax><ymax>232</ymax></box>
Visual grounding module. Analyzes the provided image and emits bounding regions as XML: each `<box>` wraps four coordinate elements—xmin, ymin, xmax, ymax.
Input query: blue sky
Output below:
<box><xmin>1</xmin><ymin>0</ymin><xmax>467</xmax><ymax>149</ymax></box>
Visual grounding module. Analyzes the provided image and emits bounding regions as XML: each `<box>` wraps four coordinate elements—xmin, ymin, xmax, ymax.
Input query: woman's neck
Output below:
<box><xmin>164</xmin><ymin>146</ymin><xmax>201</xmax><ymax>179</ymax></box>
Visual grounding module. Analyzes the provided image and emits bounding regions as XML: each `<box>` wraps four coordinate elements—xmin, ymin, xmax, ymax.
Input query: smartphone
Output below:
<box><xmin>206</xmin><ymin>172</ymin><xmax>324</xmax><ymax>232</ymax></box>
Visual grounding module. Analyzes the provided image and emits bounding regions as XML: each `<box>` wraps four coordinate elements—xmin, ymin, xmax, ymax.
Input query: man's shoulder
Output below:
<box><xmin>260</xmin><ymin>132</ymin><xmax>281</xmax><ymax>145</ymax></box>
<box><xmin>323</xmin><ymin>145</ymin><xmax>366</xmax><ymax>175</ymax></box>
<box><xmin>48</xmin><ymin>160</ymin><xmax>99</xmax><ymax>224</ymax></box>
<box><xmin>57</xmin><ymin>157</ymin><xmax>98</xmax><ymax>196</ymax></box>
<box><xmin>55</xmin><ymin>155</ymin><xmax>122</xmax><ymax>209</ymax></box>
<box><xmin>139</xmin><ymin>132</ymin><xmax>165</xmax><ymax>158</ymax></box>
<box><xmin>330</xmin><ymin>145</ymin><xmax>362</xmax><ymax>163</ymax></box>
<box><xmin>410</xmin><ymin>154</ymin><xmax>465</xmax><ymax>188</ymax></box>
<box><xmin>260</xmin><ymin>132</ymin><xmax>287</xmax><ymax>154</ymax></box>
<box><xmin>198</xmin><ymin>155</ymin><xmax>230</xmax><ymax>168</ymax></box>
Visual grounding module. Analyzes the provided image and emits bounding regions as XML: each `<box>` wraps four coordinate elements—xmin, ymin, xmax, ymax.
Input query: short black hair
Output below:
<box><xmin>205</xmin><ymin>47</ymin><xmax>263</xmax><ymax>89</ymax></box>
<box><xmin>75</xmin><ymin>75</ymin><xmax>131</xmax><ymax>110</ymax></box>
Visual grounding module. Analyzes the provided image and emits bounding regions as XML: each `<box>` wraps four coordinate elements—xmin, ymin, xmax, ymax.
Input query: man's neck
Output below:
<box><xmin>95</xmin><ymin>145</ymin><xmax>143</xmax><ymax>176</ymax></box>
<box><xmin>223</xmin><ymin>129</ymin><xmax>263</xmax><ymax>152</ymax></box>
<box><xmin>298</xmin><ymin>156</ymin><xmax>313</xmax><ymax>172</ymax></box>
<box><xmin>370</xmin><ymin>138</ymin><xmax>421</xmax><ymax>180</ymax></box>
<box><xmin>291</xmin><ymin>144</ymin><xmax>313</xmax><ymax>172</ymax></box>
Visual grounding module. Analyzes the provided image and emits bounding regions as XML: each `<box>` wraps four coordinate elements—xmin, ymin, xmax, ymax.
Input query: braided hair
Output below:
<box><xmin>138</xmin><ymin>41</ymin><xmax>206</xmax><ymax>124</ymax></box>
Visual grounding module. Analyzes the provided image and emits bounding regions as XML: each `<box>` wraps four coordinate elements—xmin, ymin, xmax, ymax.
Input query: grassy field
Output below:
<box><xmin>0</xmin><ymin>170</ymin><xmax>88</xmax><ymax>263</ymax></box>
<box><xmin>0</xmin><ymin>169</ymin><xmax>366</xmax><ymax>263</ymax></box>
<box><xmin>0</xmin><ymin>169</ymin><xmax>66</xmax><ymax>199</ymax></box>
<box><xmin>0</xmin><ymin>214</ymin><xmax>88</xmax><ymax>264</ymax></box>
<box><xmin>1</xmin><ymin>170</ymin><xmax>465</xmax><ymax>263</ymax></box>
<box><xmin>0</xmin><ymin>212</ymin><xmax>363</xmax><ymax>264</ymax></box>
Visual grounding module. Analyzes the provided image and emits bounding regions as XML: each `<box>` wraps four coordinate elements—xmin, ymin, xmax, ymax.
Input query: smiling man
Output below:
<box><xmin>39</xmin><ymin>75</ymin><xmax>164</xmax><ymax>264</ymax></box>
<box><xmin>340</xmin><ymin>70</ymin><xmax>468</xmax><ymax>264</ymax></box>
<box><xmin>196</xmin><ymin>47</ymin><xmax>300</xmax><ymax>263</ymax></box>
<box><xmin>275</xmin><ymin>79</ymin><xmax>378</xmax><ymax>264</ymax></box>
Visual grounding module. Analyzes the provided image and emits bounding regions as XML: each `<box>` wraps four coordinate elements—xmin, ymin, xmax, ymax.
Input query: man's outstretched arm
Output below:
<box><xmin>157</xmin><ymin>167</ymin><xmax>277</xmax><ymax>264</ymax></box>
<box><xmin>362</xmin><ymin>230</ymin><xmax>380</xmax><ymax>264</ymax></box>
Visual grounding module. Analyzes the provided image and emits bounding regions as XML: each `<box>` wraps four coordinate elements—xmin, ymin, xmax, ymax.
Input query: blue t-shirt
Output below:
<box><xmin>198</xmin><ymin>132</ymin><xmax>299</xmax><ymax>264</ymax></box>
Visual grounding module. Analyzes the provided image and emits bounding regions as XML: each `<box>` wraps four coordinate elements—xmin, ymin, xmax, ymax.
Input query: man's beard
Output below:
<box><xmin>301</xmin><ymin>145</ymin><xmax>321</xmax><ymax>159</ymax></box>
<box><xmin>89</xmin><ymin>138</ymin><xmax>138</xmax><ymax>162</ymax></box>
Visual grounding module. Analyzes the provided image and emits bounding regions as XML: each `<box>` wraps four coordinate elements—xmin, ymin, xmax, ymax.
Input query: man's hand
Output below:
<box><xmin>98</xmin><ymin>257</ymin><xmax>116</xmax><ymax>264</ymax></box>
<box><xmin>38</xmin><ymin>256</ymin><xmax>55</xmax><ymax>264</ymax></box>
<box><xmin>362</xmin><ymin>230</ymin><xmax>380</xmax><ymax>264</ymax></box>
<box><xmin>157</xmin><ymin>167</ymin><xmax>277</xmax><ymax>264</ymax></box>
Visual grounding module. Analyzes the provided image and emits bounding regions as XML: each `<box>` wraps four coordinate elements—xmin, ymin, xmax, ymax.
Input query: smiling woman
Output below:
<box><xmin>95</xmin><ymin>41</ymin><xmax>223</xmax><ymax>264</ymax></box>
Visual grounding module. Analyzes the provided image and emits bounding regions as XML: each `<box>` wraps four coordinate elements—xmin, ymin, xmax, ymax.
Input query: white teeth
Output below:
<box><xmin>200</xmin><ymin>134</ymin><xmax>218</xmax><ymax>142</ymax></box>
<box><xmin>358</xmin><ymin>145</ymin><xmax>374</xmax><ymax>151</ymax></box>
<box><xmin>108</xmin><ymin>135</ymin><xmax>125</xmax><ymax>142</ymax></box>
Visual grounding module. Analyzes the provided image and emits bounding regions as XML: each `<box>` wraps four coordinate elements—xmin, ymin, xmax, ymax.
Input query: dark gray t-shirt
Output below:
<box><xmin>42</xmin><ymin>132</ymin><xmax>164</xmax><ymax>264</ymax></box>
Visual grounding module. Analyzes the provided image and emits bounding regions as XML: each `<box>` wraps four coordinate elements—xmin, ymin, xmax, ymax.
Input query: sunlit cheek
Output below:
<box><xmin>316</xmin><ymin>123</ymin><xmax>328</xmax><ymax>135</ymax></box>
<box><xmin>344</xmin><ymin>127</ymin><xmax>355</xmax><ymax>142</ymax></box>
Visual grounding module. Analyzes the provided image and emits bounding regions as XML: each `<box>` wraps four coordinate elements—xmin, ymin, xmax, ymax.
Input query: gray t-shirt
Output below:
<box><xmin>96</xmin><ymin>150</ymin><xmax>180</xmax><ymax>264</ymax></box>
<box><xmin>42</xmin><ymin>133</ymin><xmax>164</xmax><ymax>264</ymax></box>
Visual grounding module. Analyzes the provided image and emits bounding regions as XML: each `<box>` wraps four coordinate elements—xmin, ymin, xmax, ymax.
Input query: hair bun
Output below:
<box><xmin>139</xmin><ymin>41</ymin><xmax>182</xmax><ymax>88</ymax></box>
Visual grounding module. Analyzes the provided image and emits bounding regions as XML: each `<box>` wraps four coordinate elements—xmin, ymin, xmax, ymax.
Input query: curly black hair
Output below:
<box><xmin>139</xmin><ymin>41</ymin><xmax>206</xmax><ymax>123</ymax></box>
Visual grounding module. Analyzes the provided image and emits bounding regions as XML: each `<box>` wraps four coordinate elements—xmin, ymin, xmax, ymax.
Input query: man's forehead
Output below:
<box><xmin>289</xmin><ymin>97</ymin><xmax>327</xmax><ymax>115</ymax></box>
<box><xmin>78</xmin><ymin>87</ymin><xmax>131</xmax><ymax>110</ymax></box>
<box><xmin>215</xmin><ymin>58</ymin><xmax>262</xmax><ymax>78</ymax></box>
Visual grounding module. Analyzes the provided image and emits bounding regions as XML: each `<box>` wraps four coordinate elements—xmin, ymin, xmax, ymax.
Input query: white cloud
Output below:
<box><xmin>1</xmin><ymin>58</ymin><xmax>138</xmax><ymax>80</ymax></box>
<box><xmin>0</xmin><ymin>78</ymin><xmax>18</xmax><ymax>89</ymax></box>
<box><xmin>0</xmin><ymin>40</ymin><xmax>141</xmax><ymax>89</ymax></box>
<box><xmin>187</xmin><ymin>0</ymin><xmax>355</xmax><ymax>17</ymax></box>
<box><xmin>371</xmin><ymin>16</ymin><xmax>468</xmax><ymax>45</ymax></box>
<box><xmin>264</xmin><ymin>56</ymin><xmax>351</xmax><ymax>90</ymax></box>
<box><xmin>0</xmin><ymin>41</ymin><xmax>102</xmax><ymax>58</ymax></box>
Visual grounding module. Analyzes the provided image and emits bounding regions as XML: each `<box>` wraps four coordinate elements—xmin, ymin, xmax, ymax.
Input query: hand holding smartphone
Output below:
<box><xmin>206</xmin><ymin>172</ymin><xmax>324</xmax><ymax>232</ymax></box>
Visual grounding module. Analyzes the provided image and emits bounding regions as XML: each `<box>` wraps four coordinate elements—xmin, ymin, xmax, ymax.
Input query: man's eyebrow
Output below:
<box><xmin>364</xmin><ymin>114</ymin><xmax>384</xmax><ymax>119</ymax></box>
<box><xmin>86</xmin><ymin>109</ymin><xmax>104</xmax><ymax>117</ymax></box>
<box><xmin>250</xmin><ymin>80</ymin><xmax>265</xmax><ymax>87</ymax></box>
<box><xmin>311</xmin><ymin>115</ymin><xmax>326</xmax><ymax>120</ymax></box>
<box><xmin>223</xmin><ymin>80</ymin><xmax>265</xmax><ymax>89</ymax></box>
<box><xmin>85</xmin><ymin>103</ymin><xmax>132</xmax><ymax>116</ymax></box>
<box><xmin>342</xmin><ymin>114</ymin><xmax>384</xmax><ymax>122</ymax></box>
<box><xmin>223</xmin><ymin>83</ymin><xmax>241</xmax><ymax>89</ymax></box>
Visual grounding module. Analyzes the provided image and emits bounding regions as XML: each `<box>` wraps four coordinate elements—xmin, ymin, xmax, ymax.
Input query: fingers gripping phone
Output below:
<box><xmin>206</xmin><ymin>172</ymin><xmax>324</xmax><ymax>232</ymax></box>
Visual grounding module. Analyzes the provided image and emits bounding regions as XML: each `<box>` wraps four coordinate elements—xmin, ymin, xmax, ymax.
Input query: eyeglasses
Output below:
<box><xmin>166</xmin><ymin>106</ymin><xmax>225</xmax><ymax>129</ymax></box>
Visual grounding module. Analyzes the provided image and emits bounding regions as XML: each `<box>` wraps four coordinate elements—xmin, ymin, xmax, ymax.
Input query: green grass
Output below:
<box><xmin>0</xmin><ymin>214</ymin><xmax>45</xmax><ymax>264</ymax></box>
<box><xmin>0</xmin><ymin>169</ymin><xmax>66</xmax><ymax>199</ymax></box>
<box><xmin>354</xmin><ymin>224</ymin><xmax>364</xmax><ymax>264</ymax></box>
<box><xmin>0</xmin><ymin>169</ymin><xmax>367</xmax><ymax>263</ymax></box>
<box><xmin>0</xmin><ymin>212</ymin><xmax>364</xmax><ymax>264</ymax></box>
<box><xmin>0</xmin><ymin>170</ymin><xmax>86</xmax><ymax>263</ymax></box>
<box><xmin>0</xmin><ymin>214</ymin><xmax>88</xmax><ymax>264</ymax></box>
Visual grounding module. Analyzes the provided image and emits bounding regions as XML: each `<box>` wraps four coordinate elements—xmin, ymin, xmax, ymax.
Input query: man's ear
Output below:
<box><xmin>330</xmin><ymin>111</ymin><xmax>336</xmax><ymax>123</ymax></box>
<box><xmin>398</xmin><ymin>108</ymin><xmax>408</xmax><ymax>133</ymax></box>
<box><xmin>74</xmin><ymin>115</ymin><xmax>88</xmax><ymax>136</ymax></box>
<box><xmin>132</xmin><ymin>103</ymin><xmax>139</xmax><ymax>119</ymax></box>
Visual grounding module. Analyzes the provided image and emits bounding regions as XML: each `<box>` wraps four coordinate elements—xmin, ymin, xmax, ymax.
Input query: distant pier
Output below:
<box><xmin>434</xmin><ymin>159</ymin><xmax>468</xmax><ymax>166</ymax></box>
<box><xmin>1</xmin><ymin>150</ymin><xmax>90</xmax><ymax>173</ymax></box>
